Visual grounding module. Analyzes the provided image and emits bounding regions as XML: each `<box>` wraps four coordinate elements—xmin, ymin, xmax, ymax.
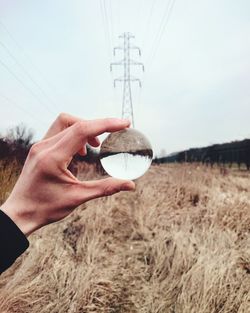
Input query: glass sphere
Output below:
<box><xmin>100</xmin><ymin>128</ymin><xmax>153</xmax><ymax>180</ymax></box>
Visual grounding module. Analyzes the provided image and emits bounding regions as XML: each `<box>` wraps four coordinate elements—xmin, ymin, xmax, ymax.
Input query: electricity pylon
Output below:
<box><xmin>110</xmin><ymin>32</ymin><xmax>144</xmax><ymax>128</ymax></box>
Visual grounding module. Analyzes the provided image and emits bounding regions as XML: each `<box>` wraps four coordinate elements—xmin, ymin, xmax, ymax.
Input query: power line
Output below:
<box><xmin>100</xmin><ymin>0</ymin><xmax>112</xmax><ymax>61</ymax></box>
<box><xmin>0</xmin><ymin>92</ymin><xmax>47</xmax><ymax>126</ymax></box>
<box><xmin>146</xmin><ymin>0</ymin><xmax>171</xmax><ymax>62</ymax></box>
<box><xmin>0</xmin><ymin>58</ymin><xmax>55</xmax><ymax>117</ymax></box>
<box><xmin>136</xmin><ymin>0</ymin><xmax>144</xmax><ymax>40</ymax></box>
<box><xmin>99</xmin><ymin>0</ymin><xmax>117</xmax><ymax>111</ymax></box>
<box><xmin>103</xmin><ymin>0</ymin><xmax>113</xmax><ymax>49</ymax></box>
<box><xmin>150</xmin><ymin>0</ymin><xmax>175</xmax><ymax>64</ymax></box>
<box><xmin>142</xmin><ymin>0</ymin><xmax>157</xmax><ymax>51</ymax></box>
<box><xmin>0</xmin><ymin>20</ymin><xmax>61</xmax><ymax>103</ymax></box>
<box><xmin>108</xmin><ymin>0</ymin><xmax>114</xmax><ymax>47</ymax></box>
<box><xmin>146</xmin><ymin>0</ymin><xmax>176</xmax><ymax>69</ymax></box>
<box><xmin>0</xmin><ymin>40</ymin><xmax>59</xmax><ymax>113</ymax></box>
<box><xmin>115</xmin><ymin>0</ymin><xmax>122</xmax><ymax>35</ymax></box>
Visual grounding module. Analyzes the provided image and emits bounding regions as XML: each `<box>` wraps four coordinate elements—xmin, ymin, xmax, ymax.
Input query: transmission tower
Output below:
<box><xmin>110</xmin><ymin>32</ymin><xmax>144</xmax><ymax>128</ymax></box>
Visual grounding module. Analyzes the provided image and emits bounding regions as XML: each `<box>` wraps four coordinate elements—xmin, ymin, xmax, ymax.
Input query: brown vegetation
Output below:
<box><xmin>0</xmin><ymin>125</ymin><xmax>34</xmax><ymax>164</ymax></box>
<box><xmin>0</xmin><ymin>163</ymin><xmax>249</xmax><ymax>312</ymax></box>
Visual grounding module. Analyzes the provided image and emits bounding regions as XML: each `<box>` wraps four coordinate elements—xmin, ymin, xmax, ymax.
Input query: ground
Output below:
<box><xmin>0</xmin><ymin>163</ymin><xmax>249</xmax><ymax>313</ymax></box>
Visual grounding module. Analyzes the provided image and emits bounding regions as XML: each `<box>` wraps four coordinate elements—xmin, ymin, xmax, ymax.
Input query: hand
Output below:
<box><xmin>1</xmin><ymin>113</ymin><xmax>135</xmax><ymax>236</ymax></box>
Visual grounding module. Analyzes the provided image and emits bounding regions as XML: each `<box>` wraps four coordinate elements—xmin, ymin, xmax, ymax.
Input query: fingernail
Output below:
<box><xmin>122</xmin><ymin>182</ymin><xmax>135</xmax><ymax>191</ymax></box>
<box><xmin>119</xmin><ymin>118</ymin><xmax>130</xmax><ymax>124</ymax></box>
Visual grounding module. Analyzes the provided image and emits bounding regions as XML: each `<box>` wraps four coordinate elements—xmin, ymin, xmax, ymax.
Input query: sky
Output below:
<box><xmin>0</xmin><ymin>0</ymin><xmax>249</xmax><ymax>156</ymax></box>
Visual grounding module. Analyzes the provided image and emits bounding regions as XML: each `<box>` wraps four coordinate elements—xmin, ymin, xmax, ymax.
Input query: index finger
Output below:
<box><xmin>43</xmin><ymin>113</ymin><xmax>81</xmax><ymax>139</ymax></box>
<box><xmin>43</xmin><ymin>113</ymin><xmax>100</xmax><ymax>154</ymax></box>
<box><xmin>54</xmin><ymin>118</ymin><xmax>130</xmax><ymax>159</ymax></box>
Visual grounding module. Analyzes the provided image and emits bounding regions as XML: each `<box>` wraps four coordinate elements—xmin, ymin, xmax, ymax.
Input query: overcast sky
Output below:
<box><xmin>0</xmin><ymin>0</ymin><xmax>249</xmax><ymax>155</ymax></box>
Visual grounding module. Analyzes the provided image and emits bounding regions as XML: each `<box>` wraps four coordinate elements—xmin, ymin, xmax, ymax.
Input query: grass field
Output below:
<box><xmin>0</xmin><ymin>163</ymin><xmax>249</xmax><ymax>313</ymax></box>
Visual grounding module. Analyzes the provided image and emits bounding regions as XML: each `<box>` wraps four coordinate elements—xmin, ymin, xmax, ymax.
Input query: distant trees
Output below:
<box><xmin>0</xmin><ymin>124</ymin><xmax>104</xmax><ymax>175</ymax></box>
<box><xmin>0</xmin><ymin>124</ymin><xmax>34</xmax><ymax>164</ymax></box>
<box><xmin>155</xmin><ymin>139</ymin><xmax>250</xmax><ymax>170</ymax></box>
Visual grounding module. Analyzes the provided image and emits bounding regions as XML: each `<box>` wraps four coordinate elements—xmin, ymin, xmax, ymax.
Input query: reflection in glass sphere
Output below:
<box><xmin>100</xmin><ymin>128</ymin><xmax>153</xmax><ymax>180</ymax></box>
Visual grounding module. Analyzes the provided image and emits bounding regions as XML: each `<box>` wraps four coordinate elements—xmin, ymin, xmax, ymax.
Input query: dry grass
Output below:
<box><xmin>0</xmin><ymin>161</ymin><xmax>21</xmax><ymax>205</ymax></box>
<box><xmin>0</xmin><ymin>163</ymin><xmax>249</xmax><ymax>313</ymax></box>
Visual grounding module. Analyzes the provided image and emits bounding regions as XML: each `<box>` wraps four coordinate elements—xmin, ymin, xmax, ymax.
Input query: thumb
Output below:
<box><xmin>78</xmin><ymin>177</ymin><xmax>136</xmax><ymax>202</ymax></box>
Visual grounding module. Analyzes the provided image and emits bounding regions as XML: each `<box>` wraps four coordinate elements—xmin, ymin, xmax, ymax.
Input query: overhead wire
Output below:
<box><xmin>0</xmin><ymin>20</ymin><xmax>61</xmax><ymax>104</ymax></box>
<box><xmin>107</xmin><ymin>1</ymin><xmax>121</xmax><ymax>112</ymax></box>
<box><xmin>146</xmin><ymin>0</ymin><xmax>171</xmax><ymax>63</ymax></box>
<box><xmin>136</xmin><ymin>0</ymin><xmax>144</xmax><ymax>40</ymax></box>
<box><xmin>115</xmin><ymin>0</ymin><xmax>122</xmax><ymax>35</ymax></box>
<box><xmin>146</xmin><ymin>0</ymin><xmax>176</xmax><ymax>70</ymax></box>
<box><xmin>142</xmin><ymin>0</ymin><xmax>157</xmax><ymax>53</ymax></box>
<box><xmin>0</xmin><ymin>40</ymin><xmax>60</xmax><ymax>113</ymax></box>
<box><xmin>0</xmin><ymin>20</ymin><xmax>62</xmax><ymax>103</ymax></box>
<box><xmin>100</xmin><ymin>0</ymin><xmax>112</xmax><ymax>61</ymax></box>
<box><xmin>136</xmin><ymin>0</ymin><xmax>149</xmax><ymax>112</ymax></box>
<box><xmin>134</xmin><ymin>0</ymin><xmax>175</xmax><ymax>119</ymax></box>
<box><xmin>99</xmin><ymin>0</ymin><xmax>118</xmax><ymax>114</ymax></box>
<box><xmin>0</xmin><ymin>58</ymin><xmax>55</xmax><ymax>117</ymax></box>
<box><xmin>108</xmin><ymin>0</ymin><xmax>114</xmax><ymax>47</ymax></box>
<box><xmin>0</xmin><ymin>92</ymin><xmax>47</xmax><ymax>126</ymax></box>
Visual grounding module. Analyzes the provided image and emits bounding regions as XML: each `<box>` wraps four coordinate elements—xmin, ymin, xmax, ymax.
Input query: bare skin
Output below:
<box><xmin>1</xmin><ymin>113</ymin><xmax>135</xmax><ymax>236</ymax></box>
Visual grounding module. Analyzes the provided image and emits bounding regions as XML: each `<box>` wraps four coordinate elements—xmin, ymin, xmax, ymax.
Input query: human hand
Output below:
<box><xmin>1</xmin><ymin>114</ymin><xmax>135</xmax><ymax>236</ymax></box>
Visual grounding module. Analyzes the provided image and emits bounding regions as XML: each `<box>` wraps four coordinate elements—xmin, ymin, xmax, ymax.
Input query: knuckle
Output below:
<box><xmin>29</xmin><ymin>143</ymin><xmax>57</xmax><ymax>173</ymax></box>
<box><xmin>29</xmin><ymin>143</ymin><xmax>41</xmax><ymax>158</ymax></box>
<box><xmin>103</xmin><ymin>118</ymin><xmax>113</xmax><ymax>128</ymax></box>
<box><xmin>35</xmin><ymin>151</ymin><xmax>52</xmax><ymax>171</ymax></box>
<box><xmin>75</xmin><ymin>121</ymin><xmax>87</xmax><ymax>135</ymax></box>
<box><xmin>103</xmin><ymin>184</ymin><xmax>120</xmax><ymax>197</ymax></box>
<box><xmin>58</xmin><ymin>112</ymin><xmax>68</xmax><ymax>124</ymax></box>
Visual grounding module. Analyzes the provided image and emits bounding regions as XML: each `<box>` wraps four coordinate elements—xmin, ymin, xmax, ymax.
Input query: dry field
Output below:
<box><xmin>0</xmin><ymin>162</ymin><xmax>249</xmax><ymax>313</ymax></box>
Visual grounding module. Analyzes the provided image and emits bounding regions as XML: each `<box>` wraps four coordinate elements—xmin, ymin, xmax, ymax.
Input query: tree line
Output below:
<box><xmin>0</xmin><ymin>125</ymin><xmax>34</xmax><ymax>164</ymax></box>
<box><xmin>154</xmin><ymin>139</ymin><xmax>250</xmax><ymax>170</ymax></box>
<box><xmin>0</xmin><ymin>124</ymin><xmax>102</xmax><ymax>168</ymax></box>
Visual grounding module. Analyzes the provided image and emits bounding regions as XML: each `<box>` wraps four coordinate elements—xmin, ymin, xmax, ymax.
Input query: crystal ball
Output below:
<box><xmin>100</xmin><ymin>128</ymin><xmax>153</xmax><ymax>180</ymax></box>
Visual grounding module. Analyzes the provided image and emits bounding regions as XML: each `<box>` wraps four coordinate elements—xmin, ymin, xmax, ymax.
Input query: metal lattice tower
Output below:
<box><xmin>110</xmin><ymin>32</ymin><xmax>144</xmax><ymax>128</ymax></box>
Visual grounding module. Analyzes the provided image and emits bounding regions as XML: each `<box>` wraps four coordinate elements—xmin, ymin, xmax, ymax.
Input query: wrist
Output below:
<box><xmin>1</xmin><ymin>201</ymin><xmax>38</xmax><ymax>237</ymax></box>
